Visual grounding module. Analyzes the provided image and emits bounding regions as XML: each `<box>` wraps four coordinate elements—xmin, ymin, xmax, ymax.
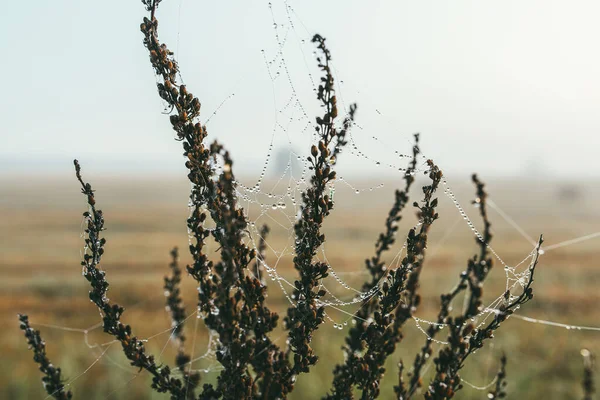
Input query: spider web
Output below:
<box><xmin>29</xmin><ymin>1</ymin><xmax>600</xmax><ymax>398</ymax></box>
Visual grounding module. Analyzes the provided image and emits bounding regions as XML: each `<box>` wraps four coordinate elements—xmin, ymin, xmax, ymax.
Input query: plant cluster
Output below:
<box><xmin>19</xmin><ymin>1</ymin><xmax>551</xmax><ymax>399</ymax></box>
<box><xmin>283</xmin><ymin>32</ymin><xmax>357</xmax><ymax>383</ymax></box>
<box><xmin>327</xmin><ymin>134</ymin><xmax>421</xmax><ymax>400</ymax></box>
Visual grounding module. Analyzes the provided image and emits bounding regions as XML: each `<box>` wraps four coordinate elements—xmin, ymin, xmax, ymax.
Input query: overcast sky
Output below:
<box><xmin>1</xmin><ymin>0</ymin><xmax>599</xmax><ymax>180</ymax></box>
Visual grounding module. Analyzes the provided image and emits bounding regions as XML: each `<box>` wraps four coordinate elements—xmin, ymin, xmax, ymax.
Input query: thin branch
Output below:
<box><xmin>74</xmin><ymin>160</ymin><xmax>186</xmax><ymax>398</ymax></box>
<box><xmin>164</xmin><ymin>247</ymin><xmax>200</xmax><ymax>398</ymax></box>
<box><xmin>18</xmin><ymin>314</ymin><xmax>72</xmax><ymax>400</ymax></box>
<box><xmin>283</xmin><ymin>33</ymin><xmax>357</xmax><ymax>386</ymax></box>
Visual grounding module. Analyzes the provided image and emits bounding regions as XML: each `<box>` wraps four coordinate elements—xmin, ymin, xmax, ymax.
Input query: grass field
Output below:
<box><xmin>2</xmin><ymin>174</ymin><xmax>599</xmax><ymax>399</ymax></box>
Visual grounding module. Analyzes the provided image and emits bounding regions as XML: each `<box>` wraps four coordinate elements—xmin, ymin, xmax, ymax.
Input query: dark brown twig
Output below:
<box><xmin>74</xmin><ymin>160</ymin><xmax>187</xmax><ymax>398</ymax></box>
<box><xmin>140</xmin><ymin>5</ymin><xmax>287</xmax><ymax>398</ymax></box>
<box><xmin>255</xmin><ymin>224</ymin><xmax>270</xmax><ymax>285</ymax></box>
<box><xmin>18</xmin><ymin>314</ymin><xmax>72</xmax><ymax>400</ymax></box>
<box><xmin>283</xmin><ymin>33</ymin><xmax>357</xmax><ymax>385</ymax></box>
<box><xmin>398</xmin><ymin>174</ymin><xmax>495</xmax><ymax>399</ymax></box>
<box><xmin>326</xmin><ymin>134</ymin><xmax>420</xmax><ymax>400</ymax></box>
<box><xmin>164</xmin><ymin>247</ymin><xmax>200</xmax><ymax>398</ymax></box>
<box><xmin>355</xmin><ymin>160</ymin><xmax>442</xmax><ymax>400</ymax></box>
<box><xmin>487</xmin><ymin>354</ymin><xmax>507</xmax><ymax>399</ymax></box>
<box><xmin>582</xmin><ymin>349</ymin><xmax>595</xmax><ymax>400</ymax></box>
<box><xmin>422</xmin><ymin>184</ymin><xmax>542</xmax><ymax>400</ymax></box>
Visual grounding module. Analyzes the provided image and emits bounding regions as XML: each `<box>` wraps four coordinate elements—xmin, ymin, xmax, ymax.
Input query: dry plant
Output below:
<box><xmin>18</xmin><ymin>1</ymin><xmax>553</xmax><ymax>399</ymax></box>
<box><xmin>486</xmin><ymin>354</ymin><xmax>507</xmax><ymax>400</ymax></box>
<box><xmin>582</xmin><ymin>349</ymin><xmax>595</xmax><ymax>400</ymax></box>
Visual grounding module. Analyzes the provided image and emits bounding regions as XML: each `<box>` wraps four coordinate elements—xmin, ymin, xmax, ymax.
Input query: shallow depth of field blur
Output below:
<box><xmin>3</xmin><ymin>1</ymin><xmax>600</xmax><ymax>399</ymax></box>
<box><xmin>1</xmin><ymin>174</ymin><xmax>599</xmax><ymax>399</ymax></box>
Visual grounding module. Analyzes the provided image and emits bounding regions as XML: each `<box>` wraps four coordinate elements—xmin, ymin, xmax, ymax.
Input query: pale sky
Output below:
<box><xmin>1</xmin><ymin>0</ymin><xmax>599</xmax><ymax>179</ymax></box>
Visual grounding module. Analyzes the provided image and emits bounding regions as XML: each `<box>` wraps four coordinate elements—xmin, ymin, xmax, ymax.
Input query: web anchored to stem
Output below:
<box><xmin>16</xmin><ymin>1</ymin><xmax>600</xmax><ymax>400</ymax></box>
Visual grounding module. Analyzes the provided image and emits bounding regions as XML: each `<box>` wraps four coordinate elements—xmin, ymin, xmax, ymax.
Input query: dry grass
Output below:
<box><xmin>2</xmin><ymin>176</ymin><xmax>599</xmax><ymax>399</ymax></box>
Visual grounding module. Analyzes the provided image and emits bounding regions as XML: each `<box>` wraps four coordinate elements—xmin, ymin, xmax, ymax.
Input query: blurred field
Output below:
<box><xmin>1</xmin><ymin>174</ymin><xmax>599</xmax><ymax>399</ymax></box>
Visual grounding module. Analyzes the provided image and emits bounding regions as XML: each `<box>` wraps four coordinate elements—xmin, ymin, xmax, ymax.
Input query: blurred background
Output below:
<box><xmin>1</xmin><ymin>0</ymin><xmax>599</xmax><ymax>398</ymax></box>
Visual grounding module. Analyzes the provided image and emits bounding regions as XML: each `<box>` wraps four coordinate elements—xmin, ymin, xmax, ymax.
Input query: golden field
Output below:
<box><xmin>1</xmin><ymin>174</ymin><xmax>599</xmax><ymax>399</ymax></box>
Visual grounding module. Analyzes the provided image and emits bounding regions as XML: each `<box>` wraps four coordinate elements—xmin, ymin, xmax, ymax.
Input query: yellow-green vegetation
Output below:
<box><xmin>6</xmin><ymin>2</ymin><xmax>600</xmax><ymax>397</ymax></box>
<box><xmin>2</xmin><ymin>176</ymin><xmax>599</xmax><ymax>399</ymax></box>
